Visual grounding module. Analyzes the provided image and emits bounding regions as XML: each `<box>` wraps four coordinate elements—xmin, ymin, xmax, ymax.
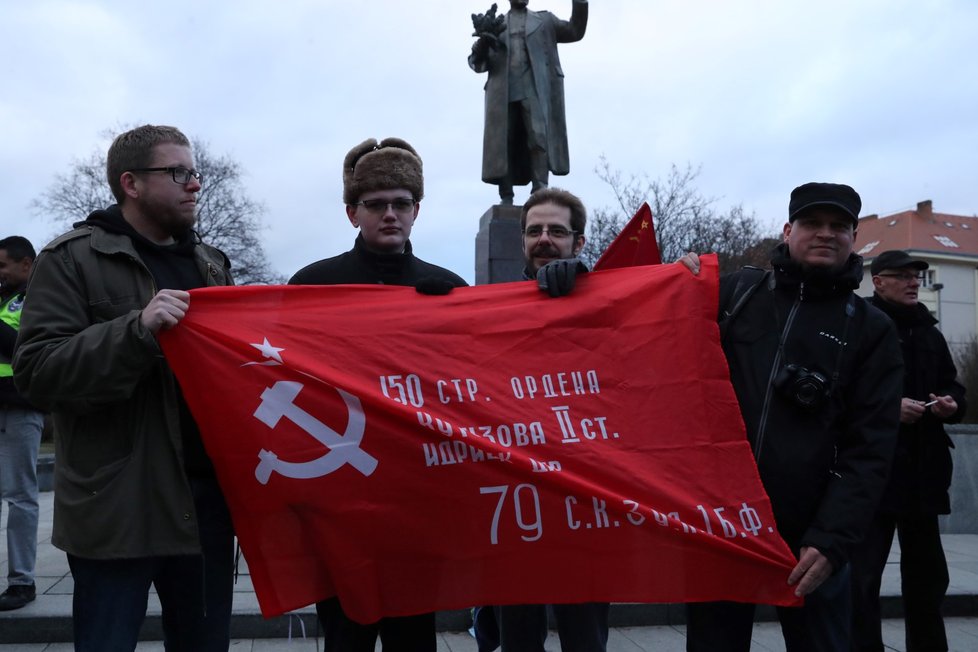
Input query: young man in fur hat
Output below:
<box><xmin>289</xmin><ymin>137</ymin><xmax>466</xmax><ymax>651</ymax></box>
<box><xmin>290</xmin><ymin>138</ymin><xmax>467</xmax><ymax>288</ymax></box>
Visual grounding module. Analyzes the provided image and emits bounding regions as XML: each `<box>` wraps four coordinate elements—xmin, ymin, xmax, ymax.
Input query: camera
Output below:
<box><xmin>773</xmin><ymin>364</ymin><xmax>830</xmax><ymax>410</ymax></box>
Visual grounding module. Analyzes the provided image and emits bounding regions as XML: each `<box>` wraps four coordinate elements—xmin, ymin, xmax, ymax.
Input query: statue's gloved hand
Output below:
<box><xmin>536</xmin><ymin>258</ymin><xmax>588</xmax><ymax>298</ymax></box>
<box><xmin>472</xmin><ymin>34</ymin><xmax>499</xmax><ymax>54</ymax></box>
<box><xmin>472</xmin><ymin>37</ymin><xmax>489</xmax><ymax>57</ymax></box>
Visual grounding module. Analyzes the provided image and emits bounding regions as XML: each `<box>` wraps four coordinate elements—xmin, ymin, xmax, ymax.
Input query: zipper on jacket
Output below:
<box><xmin>752</xmin><ymin>281</ymin><xmax>804</xmax><ymax>461</ymax></box>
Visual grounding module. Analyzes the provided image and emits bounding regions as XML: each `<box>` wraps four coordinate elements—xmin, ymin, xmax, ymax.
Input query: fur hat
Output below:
<box><xmin>343</xmin><ymin>137</ymin><xmax>424</xmax><ymax>205</ymax></box>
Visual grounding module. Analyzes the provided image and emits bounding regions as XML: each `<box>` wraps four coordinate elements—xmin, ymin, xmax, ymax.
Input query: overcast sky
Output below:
<box><xmin>3</xmin><ymin>0</ymin><xmax>976</xmax><ymax>283</ymax></box>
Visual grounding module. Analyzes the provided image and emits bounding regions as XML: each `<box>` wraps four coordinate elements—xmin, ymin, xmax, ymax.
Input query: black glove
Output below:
<box><xmin>415</xmin><ymin>277</ymin><xmax>456</xmax><ymax>296</ymax></box>
<box><xmin>536</xmin><ymin>258</ymin><xmax>588</xmax><ymax>298</ymax></box>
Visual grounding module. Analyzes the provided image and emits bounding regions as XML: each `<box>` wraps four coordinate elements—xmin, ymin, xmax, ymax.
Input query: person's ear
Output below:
<box><xmin>572</xmin><ymin>234</ymin><xmax>585</xmax><ymax>256</ymax></box>
<box><xmin>120</xmin><ymin>172</ymin><xmax>140</xmax><ymax>200</ymax></box>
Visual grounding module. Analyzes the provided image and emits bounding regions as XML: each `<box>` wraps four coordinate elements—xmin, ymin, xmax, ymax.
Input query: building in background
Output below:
<box><xmin>857</xmin><ymin>201</ymin><xmax>978</xmax><ymax>351</ymax></box>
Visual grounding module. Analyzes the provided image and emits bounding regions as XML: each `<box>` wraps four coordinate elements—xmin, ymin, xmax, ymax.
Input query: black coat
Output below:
<box><xmin>289</xmin><ymin>235</ymin><xmax>467</xmax><ymax>288</ymax></box>
<box><xmin>871</xmin><ymin>295</ymin><xmax>965</xmax><ymax>515</ymax></box>
<box><xmin>719</xmin><ymin>245</ymin><xmax>902</xmax><ymax>571</ymax></box>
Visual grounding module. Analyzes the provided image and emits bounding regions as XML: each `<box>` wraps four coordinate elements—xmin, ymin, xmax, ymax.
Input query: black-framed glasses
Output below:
<box><xmin>354</xmin><ymin>198</ymin><xmax>417</xmax><ymax>215</ymax></box>
<box><xmin>522</xmin><ymin>225</ymin><xmax>576</xmax><ymax>240</ymax></box>
<box><xmin>877</xmin><ymin>272</ymin><xmax>924</xmax><ymax>282</ymax></box>
<box><xmin>128</xmin><ymin>166</ymin><xmax>203</xmax><ymax>185</ymax></box>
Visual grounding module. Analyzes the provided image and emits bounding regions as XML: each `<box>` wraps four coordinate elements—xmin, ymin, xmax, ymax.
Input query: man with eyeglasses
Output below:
<box><xmin>519</xmin><ymin>187</ymin><xmax>590</xmax><ymax>297</ymax></box>
<box><xmin>472</xmin><ymin>188</ymin><xmax>609</xmax><ymax>652</ymax></box>
<box><xmin>290</xmin><ymin>137</ymin><xmax>466</xmax><ymax>291</ymax></box>
<box><xmin>289</xmin><ymin>136</ymin><xmax>465</xmax><ymax>651</ymax></box>
<box><xmin>13</xmin><ymin>125</ymin><xmax>235</xmax><ymax>651</ymax></box>
<box><xmin>850</xmin><ymin>250</ymin><xmax>965</xmax><ymax>652</ymax></box>
<box><xmin>683</xmin><ymin>183</ymin><xmax>902</xmax><ymax>652</ymax></box>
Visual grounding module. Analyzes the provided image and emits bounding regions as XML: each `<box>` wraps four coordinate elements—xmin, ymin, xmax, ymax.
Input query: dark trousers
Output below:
<box><xmin>686</xmin><ymin>564</ymin><xmax>850</xmax><ymax>652</ymax></box>
<box><xmin>315</xmin><ymin>596</ymin><xmax>435</xmax><ymax>652</ymax></box>
<box><xmin>851</xmin><ymin>512</ymin><xmax>949</xmax><ymax>652</ymax></box>
<box><xmin>66</xmin><ymin>478</ymin><xmax>235</xmax><ymax>652</ymax></box>
<box><xmin>498</xmin><ymin>98</ymin><xmax>549</xmax><ymax>202</ymax></box>
<box><xmin>491</xmin><ymin>602</ymin><xmax>610</xmax><ymax>652</ymax></box>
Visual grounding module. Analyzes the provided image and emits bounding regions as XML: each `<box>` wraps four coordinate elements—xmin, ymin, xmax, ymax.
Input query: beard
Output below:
<box><xmin>527</xmin><ymin>243</ymin><xmax>563</xmax><ymax>274</ymax></box>
<box><xmin>142</xmin><ymin>195</ymin><xmax>197</xmax><ymax>238</ymax></box>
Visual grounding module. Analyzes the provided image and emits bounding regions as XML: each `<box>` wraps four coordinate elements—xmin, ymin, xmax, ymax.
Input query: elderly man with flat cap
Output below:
<box><xmin>850</xmin><ymin>250</ymin><xmax>965</xmax><ymax>652</ymax></box>
<box><xmin>683</xmin><ymin>182</ymin><xmax>902</xmax><ymax>652</ymax></box>
<box><xmin>289</xmin><ymin>137</ymin><xmax>466</xmax><ymax>652</ymax></box>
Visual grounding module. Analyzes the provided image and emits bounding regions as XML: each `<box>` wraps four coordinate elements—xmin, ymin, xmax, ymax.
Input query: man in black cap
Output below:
<box><xmin>684</xmin><ymin>182</ymin><xmax>902</xmax><ymax>651</ymax></box>
<box><xmin>850</xmin><ymin>250</ymin><xmax>965</xmax><ymax>652</ymax></box>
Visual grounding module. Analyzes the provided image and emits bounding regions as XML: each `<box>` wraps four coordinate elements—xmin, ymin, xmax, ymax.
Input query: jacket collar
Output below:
<box><xmin>769</xmin><ymin>242</ymin><xmax>864</xmax><ymax>299</ymax></box>
<box><xmin>506</xmin><ymin>7</ymin><xmax>543</xmax><ymax>37</ymax></box>
<box><xmin>352</xmin><ymin>233</ymin><xmax>414</xmax><ymax>267</ymax></box>
<box><xmin>871</xmin><ymin>293</ymin><xmax>937</xmax><ymax>328</ymax></box>
<box><xmin>88</xmin><ymin>223</ymin><xmax>139</xmax><ymax>258</ymax></box>
<box><xmin>82</xmin><ymin>205</ymin><xmax>198</xmax><ymax>256</ymax></box>
<box><xmin>81</xmin><ymin>206</ymin><xmax>225</xmax><ymax>272</ymax></box>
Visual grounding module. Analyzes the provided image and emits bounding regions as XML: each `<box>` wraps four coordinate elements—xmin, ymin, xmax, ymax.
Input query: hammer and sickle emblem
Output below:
<box><xmin>253</xmin><ymin>381</ymin><xmax>378</xmax><ymax>484</ymax></box>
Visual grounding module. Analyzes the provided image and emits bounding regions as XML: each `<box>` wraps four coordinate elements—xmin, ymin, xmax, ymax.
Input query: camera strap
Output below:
<box><xmin>719</xmin><ymin>267</ymin><xmax>770</xmax><ymax>341</ymax></box>
<box><xmin>775</xmin><ymin>291</ymin><xmax>856</xmax><ymax>398</ymax></box>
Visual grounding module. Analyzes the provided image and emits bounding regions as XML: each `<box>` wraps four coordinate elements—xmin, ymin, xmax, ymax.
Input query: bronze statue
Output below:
<box><xmin>469</xmin><ymin>1</ymin><xmax>589</xmax><ymax>205</ymax></box>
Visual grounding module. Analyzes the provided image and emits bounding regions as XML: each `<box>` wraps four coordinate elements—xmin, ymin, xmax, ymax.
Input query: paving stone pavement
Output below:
<box><xmin>4</xmin><ymin>492</ymin><xmax>978</xmax><ymax>650</ymax></box>
<box><xmin>2</xmin><ymin>620</ymin><xmax>978</xmax><ymax>651</ymax></box>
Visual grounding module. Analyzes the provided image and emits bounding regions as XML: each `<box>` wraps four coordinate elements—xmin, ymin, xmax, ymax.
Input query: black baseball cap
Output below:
<box><xmin>788</xmin><ymin>182</ymin><xmax>861</xmax><ymax>226</ymax></box>
<box><xmin>870</xmin><ymin>250</ymin><xmax>929</xmax><ymax>276</ymax></box>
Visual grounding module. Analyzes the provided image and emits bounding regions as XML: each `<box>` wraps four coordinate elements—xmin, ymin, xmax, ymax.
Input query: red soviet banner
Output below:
<box><xmin>159</xmin><ymin>255</ymin><xmax>801</xmax><ymax>621</ymax></box>
<box><xmin>593</xmin><ymin>202</ymin><xmax>662</xmax><ymax>270</ymax></box>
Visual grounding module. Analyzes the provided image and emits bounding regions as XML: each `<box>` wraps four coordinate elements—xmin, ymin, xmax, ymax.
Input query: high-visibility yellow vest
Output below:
<box><xmin>0</xmin><ymin>292</ymin><xmax>25</xmax><ymax>378</ymax></box>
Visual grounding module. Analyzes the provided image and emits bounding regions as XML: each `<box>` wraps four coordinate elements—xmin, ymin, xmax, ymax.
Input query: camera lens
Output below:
<box><xmin>795</xmin><ymin>379</ymin><xmax>823</xmax><ymax>407</ymax></box>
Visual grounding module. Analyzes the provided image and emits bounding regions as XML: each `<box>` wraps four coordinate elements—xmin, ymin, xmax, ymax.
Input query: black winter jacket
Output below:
<box><xmin>719</xmin><ymin>245</ymin><xmax>902</xmax><ymax>571</ymax></box>
<box><xmin>871</xmin><ymin>294</ymin><xmax>965</xmax><ymax>515</ymax></box>
<box><xmin>289</xmin><ymin>235</ymin><xmax>467</xmax><ymax>288</ymax></box>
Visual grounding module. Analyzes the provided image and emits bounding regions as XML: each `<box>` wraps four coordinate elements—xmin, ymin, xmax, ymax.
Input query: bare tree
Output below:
<box><xmin>582</xmin><ymin>157</ymin><xmax>778</xmax><ymax>273</ymax></box>
<box><xmin>32</xmin><ymin>135</ymin><xmax>282</xmax><ymax>285</ymax></box>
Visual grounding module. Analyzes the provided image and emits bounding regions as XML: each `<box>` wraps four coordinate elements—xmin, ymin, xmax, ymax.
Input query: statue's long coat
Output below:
<box><xmin>469</xmin><ymin>1</ymin><xmax>588</xmax><ymax>186</ymax></box>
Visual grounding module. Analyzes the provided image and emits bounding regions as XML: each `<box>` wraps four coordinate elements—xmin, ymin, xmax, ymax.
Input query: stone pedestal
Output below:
<box><xmin>940</xmin><ymin>425</ymin><xmax>978</xmax><ymax>534</ymax></box>
<box><xmin>475</xmin><ymin>204</ymin><xmax>524</xmax><ymax>285</ymax></box>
